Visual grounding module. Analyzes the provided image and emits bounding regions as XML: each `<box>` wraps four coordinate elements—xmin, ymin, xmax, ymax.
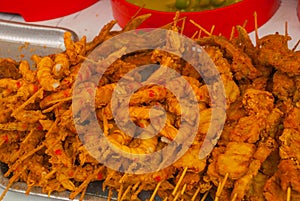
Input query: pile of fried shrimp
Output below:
<box><xmin>0</xmin><ymin>14</ymin><xmax>300</xmax><ymax>201</ymax></box>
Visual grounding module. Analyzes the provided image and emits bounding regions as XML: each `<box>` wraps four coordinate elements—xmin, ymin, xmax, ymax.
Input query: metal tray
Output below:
<box><xmin>0</xmin><ymin>19</ymin><xmax>78</xmax><ymax>65</ymax></box>
<box><xmin>0</xmin><ymin>162</ymin><xmax>164</xmax><ymax>201</ymax></box>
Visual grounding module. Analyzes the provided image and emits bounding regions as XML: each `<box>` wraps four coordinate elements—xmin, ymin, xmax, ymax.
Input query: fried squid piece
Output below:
<box><xmin>197</xmin><ymin>35</ymin><xmax>261</xmax><ymax>80</ymax></box>
<box><xmin>257</xmin><ymin>33</ymin><xmax>300</xmax><ymax>76</ymax></box>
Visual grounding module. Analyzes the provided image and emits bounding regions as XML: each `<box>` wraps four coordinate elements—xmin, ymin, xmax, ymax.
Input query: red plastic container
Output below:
<box><xmin>111</xmin><ymin>0</ymin><xmax>281</xmax><ymax>38</ymax></box>
<box><xmin>0</xmin><ymin>0</ymin><xmax>99</xmax><ymax>22</ymax></box>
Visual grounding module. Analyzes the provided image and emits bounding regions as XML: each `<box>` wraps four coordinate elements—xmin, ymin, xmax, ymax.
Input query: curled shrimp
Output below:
<box><xmin>107</xmin><ymin>129</ymin><xmax>158</xmax><ymax>155</ymax></box>
<box><xmin>36</xmin><ymin>56</ymin><xmax>60</xmax><ymax>91</ymax></box>
<box><xmin>52</xmin><ymin>53</ymin><xmax>70</xmax><ymax>79</ymax></box>
<box><xmin>14</xmin><ymin>110</ymin><xmax>46</xmax><ymax>123</ymax></box>
<box><xmin>19</xmin><ymin>60</ymin><xmax>36</xmax><ymax>83</ymax></box>
<box><xmin>64</xmin><ymin>32</ymin><xmax>86</xmax><ymax>65</ymax></box>
<box><xmin>0</xmin><ymin>78</ymin><xmax>23</xmax><ymax>94</ymax></box>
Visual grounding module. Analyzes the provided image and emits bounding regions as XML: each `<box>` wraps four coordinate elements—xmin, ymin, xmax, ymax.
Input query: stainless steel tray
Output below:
<box><xmin>0</xmin><ymin>19</ymin><xmax>78</xmax><ymax>65</ymax></box>
<box><xmin>0</xmin><ymin>162</ymin><xmax>163</xmax><ymax>201</ymax></box>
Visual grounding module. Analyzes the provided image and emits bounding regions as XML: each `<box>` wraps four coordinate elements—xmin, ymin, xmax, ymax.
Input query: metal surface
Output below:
<box><xmin>0</xmin><ymin>19</ymin><xmax>78</xmax><ymax>65</ymax></box>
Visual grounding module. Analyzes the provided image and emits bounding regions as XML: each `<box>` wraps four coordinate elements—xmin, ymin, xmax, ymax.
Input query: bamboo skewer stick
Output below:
<box><xmin>189</xmin><ymin>20</ymin><xmax>212</xmax><ymax>36</ymax></box>
<box><xmin>181</xmin><ymin>183</ymin><xmax>187</xmax><ymax>195</ymax></box>
<box><xmin>285</xmin><ymin>21</ymin><xmax>288</xmax><ymax>37</ymax></box>
<box><xmin>201</xmin><ymin>191</ymin><xmax>210</xmax><ymax>201</ymax></box>
<box><xmin>242</xmin><ymin>19</ymin><xmax>248</xmax><ymax>28</ymax></box>
<box><xmin>292</xmin><ymin>39</ymin><xmax>300</xmax><ymax>51</ymax></box>
<box><xmin>107</xmin><ymin>187</ymin><xmax>113</xmax><ymax>201</ymax></box>
<box><xmin>287</xmin><ymin>187</ymin><xmax>291</xmax><ymax>201</ymax></box>
<box><xmin>180</xmin><ymin>16</ymin><xmax>186</xmax><ymax>35</ymax></box>
<box><xmin>214</xmin><ymin>173</ymin><xmax>229</xmax><ymax>201</ymax></box>
<box><xmin>191</xmin><ymin>186</ymin><xmax>201</xmax><ymax>201</ymax></box>
<box><xmin>149</xmin><ymin>181</ymin><xmax>162</xmax><ymax>201</ymax></box>
<box><xmin>11</xmin><ymin>87</ymin><xmax>44</xmax><ymax>117</ymax></box>
<box><xmin>121</xmin><ymin>185</ymin><xmax>132</xmax><ymax>201</ymax></box>
<box><xmin>230</xmin><ymin>26</ymin><xmax>235</xmax><ymax>41</ymax></box>
<box><xmin>191</xmin><ymin>31</ymin><xmax>199</xmax><ymax>40</ymax></box>
<box><xmin>173</xmin><ymin>191</ymin><xmax>181</xmax><ymax>201</ymax></box>
<box><xmin>253</xmin><ymin>12</ymin><xmax>259</xmax><ymax>47</ymax></box>
<box><xmin>210</xmin><ymin>25</ymin><xmax>215</xmax><ymax>35</ymax></box>
<box><xmin>198</xmin><ymin>30</ymin><xmax>202</xmax><ymax>40</ymax></box>
<box><xmin>117</xmin><ymin>184</ymin><xmax>124</xmax><ymax>201</ymax></box>
<box><xmin>172</xmin><ymin>166</ymin><xmax>188</xmax><ymax>196</ymax></box>
<box><xmin>231</xmin><ymin>193</ymin><xmax>237</xmax><ymax>201</ymax></box>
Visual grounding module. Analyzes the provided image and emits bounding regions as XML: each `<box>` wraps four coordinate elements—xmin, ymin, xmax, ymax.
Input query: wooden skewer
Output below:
<box><xmin>42</xmin><ymin>100</ymin><xmax>66</xmax><ymax>113</ymax></box>
<box><xmin>131</xmin><ymin>181</ymin><xmax>141</xmax><ymax>194</ymax></box>
<box><xmin>131</xmin><ymin>183</ymin><xmax>145</xmax><ymax>200</ymax></box>
<box><xmin>253</xmin><ymin>11</ymin><xmax>259</xmax><ymax>47</ymax></box>
<box><xmin>287</xmin><ymin>186</ymin><xmax>291</xmax><ymax>201</ymax></box>
<box><xmin>201</xmin><ymin>191</ymin><xmax>210</xmax><ymax>201</ymax></box>
<box><xmin>172</xmin><ymin>166</ymin><xmax>188</xmax><ymax>196</ymax></box>
<box><xmin>198</xmin><ymin>30</ymin><xmax>202</xmax><ymax>40</ymax></box>
<box><xmin>79</xmin><ymin>186</ymin><xmax>88</xmax><ymax>201</ymax></box>
<box><xmin>173</xmin><ymin>191</ymin><xmax>181</xmax><ymax>201</ymax></box>
<box><xmin>107</xmin><ymin>187</ymin><xmax>113</xmax><ymax>201</ymax></box>
<box><xmin>189</xmin><ymin>20</ymin><xmax>212</xmax><ymax>36</ymax></box>
<box><xmin>119</xmin><ymin>173</ymin><xmax>128</xmax><ymax>183</ymax></box>
<box><xmin>242</xmin><ymin>19</ymin><xmax>248</xmax><ymax>28</ymax></box>
<box><xmin>121</xmin><ymin>185</ymin><xmax>132</xmax><ymax>201</ymax></box>
<box><xmin>149</xmin><ymin>181</ymin><xmax>162</xmax><ymax>201</ymax></box>
<box><xmin>103</xmin><ymin>170</ymin><xmax>116</xmax><ymax>191</ymax></box>
<box><xmin>214</xmin><ymin>173</ymin><xmax>229</xmax><ymax>201</ymax></box>
<box><xmin>180</xmin><ymin>17</ymin><xmax>186</xmax><ymax>35</ymax></box>
<box><xmin>191</xmin><ymin>31</ymin><xmax>199</xmax><ymax>40</ymax></box>
<box><xmin>292</xmin><ymin>39</ymin><xmax>300</xmax><ymax>51</ymax></box>
<box><xmin>181</xmin><ymin>183</ymin><xmax>187</xmax><ymax>195</ymax></box>
<box><xmin>117</xmin><ymin>183</ymin><xmax>124</xmax><ymax>201</ymax></box>
<box><xmin>230</xmin><ymin>26</ymin><xmax>235</xmax><ymax>41</ymax></box>
<box><xmin>210</xmin><ymin>25</ymin><xmax>215</xmax><ymax>35</ymax></box>
<box><xmin>285</xmin><ymin>21</ymin><xmax>289</xmax><ymax>37</ymax></box>
<box><xmin>191</xmin><ymin>186</ymin><xmax>201</xmax><ymax>201</ymax></box>
<box><xmin>231</xmin><ymin>193</ymin><xmax>237</xmax><ymax>201</ymax></box>
<box><xmin>11</xmin><ymin>87</ymin><xmax>44</xmax><ymax>117</ymax></box>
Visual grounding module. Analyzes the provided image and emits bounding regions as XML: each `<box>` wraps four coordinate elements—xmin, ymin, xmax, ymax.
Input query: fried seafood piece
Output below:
<box><xmin>13</xmin><ymin>110</ymin><xmax>46</xmax><ymax>123</ymax></box>
<box><xmin>214</xmin><ymin>142</ymin><xmax>256</xmax><ymax>180</ymax></box>
<box><xmin>52</xmin><ymin>53</ymin><xmax>70</xmax><ymax>79</ymax></box>
<box><xmin>172</xmin><ymin>144</ymin><xmax>207</xmax><ymax>173</ymax></box>
<box><xmin>64</xmin><ymin>32</ymin><xmax>86</xmax><ymax>65</ymax></box>
<box><xmin>203</xmin><ymin>46</ymin><xmax>232</xmax><ymax>76</ymax></box>
<box><xmin>246</xmin><ymin>172</ymin><xmax>270</xmax><ymax>201</ymax></box>
<box><xmin>95</xmin><ymin>83</ymin><xmax>117</xmax><ymax>107</ymax></box>
<box><xmin>262</xmin><ymin>107</ymin><xmax>300</xmax><ymax>200</ymax></box>
<box><xmin>229</xmin><ymin>114</ymin><xmax>266</xmax><ymax>143</ymax></box>
<box><xmin>257</xmin><ymin>33</ymin><xmax>300</xmax><ymax>76</ymax></box>
<box><xmin>0</xmin><ymin>58</ymin><xmax>21</xmax><ymax>79</ymax></box>
<box><xmin>272</xmin><ymin>71</ymin><xmax>295</xmax><ymax>101</ymax></box>
<box><xmin>196</xmin><ymin>35</ymin><xmax>261</xmax><ymax>80</ymax></box>
<box><xmin>19</xmin><ymin>60</ymin><xmax>36</xmax><ymax>83</ymax></box>
<box><xmin>208</xmin><ymin>137</ymin><xmax>276</xmax><ymax>201</ymax></box>
<box><xmin>39</xmin><ymin>88</ymin><xmax>72</xmax><ymax>109</ymax></box>
<box><xmin>129</xmin><ymin>85</ymin><xmax>168</xmax><ymax>105</ymax></box>
<box><xmin>242</xmin><ymin>88</ymin><xmax>274</xmax><ymax>116</ymax></box>
<box><xmin>36</xmin><ymin>56</ymin><xmax>60</xmax><ymax>91</ymax></box>
<box><xmin>220</xmin><ymin>73</ymin><xmax>240</xmax><ymax>107</ymax></box>
<box><xmin>264</xmin><ymin>172</ymin><xmax>300</xmax><ymax>201</ymax></box>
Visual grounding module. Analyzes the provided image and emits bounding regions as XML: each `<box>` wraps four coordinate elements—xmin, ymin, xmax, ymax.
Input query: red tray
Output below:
<box><xmin>0</xmin><ymin>0</ymin><xmax>99</xmax><ymax>22</ymax></box>
<box><xmin>111</xmin><ymin>0</ymin><xmax>281</xmax><ymax>38</ymax></box>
